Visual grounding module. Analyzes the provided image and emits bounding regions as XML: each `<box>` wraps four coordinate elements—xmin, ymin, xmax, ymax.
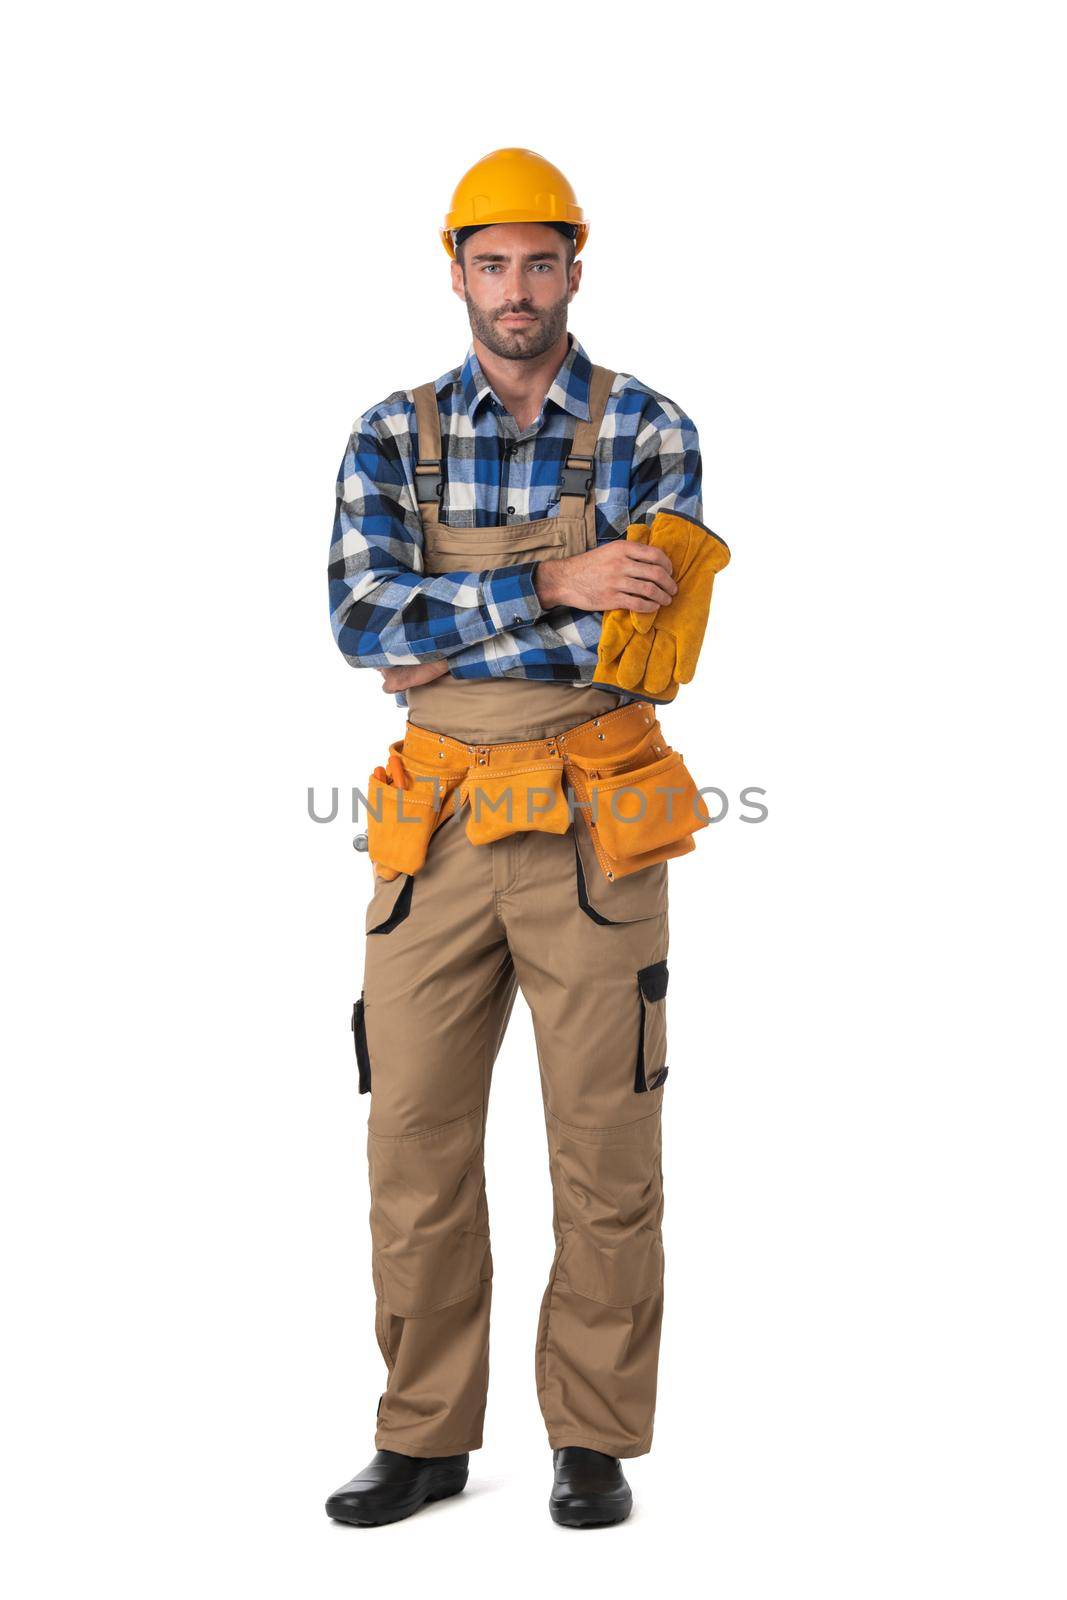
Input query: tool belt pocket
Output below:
<box><xmin>366</xmin><ymin>773</ymin><xmax>439</xmax><ymax>875</ymax></box>
<box><xmin>462</xmin><ymin>760</ymin><xmax>570</xmax><ymax>846</ymax></box>
<box><xmin>364</xmin><ymin>739</ymin><xmax>467</xmax><ymax>876</ymax></box>
<box><xmin>585</xmin><ymin>749</ymin><xmax>710</xmax><ymax>862</ymax></box>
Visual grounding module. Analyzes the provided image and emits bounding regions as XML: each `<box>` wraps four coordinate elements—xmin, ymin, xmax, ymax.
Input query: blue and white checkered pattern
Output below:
<box><xmin>329</xmin><ymin>333</ymin><xmax>703</xmax><ymax>705</ymax></box>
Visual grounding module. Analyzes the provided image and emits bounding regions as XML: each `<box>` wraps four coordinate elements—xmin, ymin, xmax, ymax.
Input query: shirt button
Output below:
<box><xmin>507</xmin><ymin>505</ymin><xmax>515</xmax><ymax>514</ymax></box>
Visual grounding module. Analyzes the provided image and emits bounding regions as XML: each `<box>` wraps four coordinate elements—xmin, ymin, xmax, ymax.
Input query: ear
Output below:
<box><xmin>568</xmin><ymin>258</ymin><xmax>583</xmax><ymax>301</ymax></box>
<box><xmin>450</xmin><ymin>259</ymin><xmax>466</xmax><ymax>300</ymax></box>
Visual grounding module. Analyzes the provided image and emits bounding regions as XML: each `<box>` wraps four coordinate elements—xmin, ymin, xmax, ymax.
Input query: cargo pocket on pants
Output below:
<box><xmin>634</xmin><ymin>960</ymin><xmax>669</xmax><ymax>1092</ymax></box>
<box><xmin>352</xmin><ymin>993</ymin><xmax>372</xmax><ymax>1094</ymax></box>
<box><xmin>573</xmin><ymin>816</ymin><xmax>668</xmax><ymax>924</ymax></box>
<box><xmin>366</xmin><ymin>868</ymin><xmax>414</xmax><ymax>936</ymax></box>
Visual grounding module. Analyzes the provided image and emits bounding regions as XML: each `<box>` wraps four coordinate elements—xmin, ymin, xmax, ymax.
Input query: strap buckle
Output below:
<box><xmin>414</xmin><ymin>461</ymin><xmax>443</xmax><ymax>503</ymax></box>
<box><xmin>558</xmin><ymin>455</ymin><xmax>594</xmax><ymax>498</ymax></box>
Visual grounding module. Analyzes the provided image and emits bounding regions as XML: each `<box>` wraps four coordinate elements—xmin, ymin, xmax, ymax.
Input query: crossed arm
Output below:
<box><xmin>329</xmin><ymin>402</ymin><xmax>701</xmax><ymax>694</ymax></box>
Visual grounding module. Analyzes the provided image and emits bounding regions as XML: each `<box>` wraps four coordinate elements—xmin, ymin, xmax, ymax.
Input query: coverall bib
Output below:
<box><xmin>354</xmin><ymin>365</ymin><xmax>680</xmax><ymax>1459</ymax></box>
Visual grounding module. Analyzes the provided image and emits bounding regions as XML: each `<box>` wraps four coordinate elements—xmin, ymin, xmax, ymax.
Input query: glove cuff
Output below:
<box><xmin>648</xmin><ymin>510</ymin><xmax>731</xmax><ymax>569</ymax></box>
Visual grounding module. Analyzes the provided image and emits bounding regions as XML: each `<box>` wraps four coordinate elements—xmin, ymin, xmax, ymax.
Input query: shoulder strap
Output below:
<box><xmin>413</xmin><ymin>366</ymin><xmax>617</xmax><ymax>517</ymax></box>
<box><xmin>558</xmin><ymin>365</ymin><xmax>616</xmax><ymax>513</ymax></box>
<box><xmin>412</xmin><ymin>382</ymin><xmax>443</xmax><ymax>507</ymax></box>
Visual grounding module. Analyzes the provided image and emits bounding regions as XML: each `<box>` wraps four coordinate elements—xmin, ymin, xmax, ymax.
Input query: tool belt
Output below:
<box><xmin>364</xmin><ymin>698</ymin><xmax>710</xmax><ymax>885</ymax></box>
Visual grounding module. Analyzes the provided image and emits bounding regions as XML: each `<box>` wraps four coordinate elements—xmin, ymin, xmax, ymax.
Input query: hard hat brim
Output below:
<box><xmin>441</xmin><ymin>218</ymin><xmax>589</xmax><ymax>259</ymax></box>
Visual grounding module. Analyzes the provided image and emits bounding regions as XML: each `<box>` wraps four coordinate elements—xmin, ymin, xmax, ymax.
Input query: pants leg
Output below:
<box><xmin>496</xmin><ymin>826</ymin><xmax>671</xmax><ymax>1459</ymax></box>
<box><xmin>358</xmin><ymin>808</ymin><xmax>517</xmax><ymax>1456</ymax></box>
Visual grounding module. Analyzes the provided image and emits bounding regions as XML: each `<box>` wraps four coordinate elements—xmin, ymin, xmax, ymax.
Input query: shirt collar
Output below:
<box><xmin>447</xmin><ymin>332</ymin><xmax>593</xmax><ymax>425</ymax></box>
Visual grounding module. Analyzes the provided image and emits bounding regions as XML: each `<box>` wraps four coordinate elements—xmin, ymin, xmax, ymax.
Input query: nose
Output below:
<box><xmin>499</xmin><ymin>262</ymin><xmax>529</xmax><ymax>307</ymax></box>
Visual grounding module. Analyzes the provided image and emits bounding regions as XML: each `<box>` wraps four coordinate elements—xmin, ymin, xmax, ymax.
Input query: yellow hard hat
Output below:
<box><xmin>441</xmin><ymin>147</ymin><xmax>588</xmax><ymax>259</ymax></box>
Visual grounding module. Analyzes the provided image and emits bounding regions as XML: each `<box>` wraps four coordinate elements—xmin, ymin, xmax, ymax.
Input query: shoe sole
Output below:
<box><xmin>549</xmin><ymin>1494</ymin><xmax>633</xmax><ymax>1529</ymax></box>
<box><xmin>327</xmin><ymin>1470</ymin><xmax>468</xmax><ymax>1528</ymax></box>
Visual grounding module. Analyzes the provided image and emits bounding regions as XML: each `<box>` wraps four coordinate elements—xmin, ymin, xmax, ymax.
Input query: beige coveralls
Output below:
<box><xmin>352</xmin><ymin>367</ymin><xmax>699</xmax><ymax>1459</ymax></box>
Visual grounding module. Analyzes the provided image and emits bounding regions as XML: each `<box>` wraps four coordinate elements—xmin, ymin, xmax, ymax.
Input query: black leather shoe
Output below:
<box><xmin>549</xmin><ymin>1447</ymin><xmax>633</xmax><ymax>1527</ymax></box>
<box><xmin>325</xmin><ymin>1449</ymin><xmax>469</xmax><ymax>1527</ymax></box>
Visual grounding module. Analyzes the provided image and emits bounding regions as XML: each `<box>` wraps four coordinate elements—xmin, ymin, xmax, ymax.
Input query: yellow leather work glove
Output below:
<box><xmin>593</xmin><ymin>512</ymin><xmax>730</xmax><ymax>699</ymax></box>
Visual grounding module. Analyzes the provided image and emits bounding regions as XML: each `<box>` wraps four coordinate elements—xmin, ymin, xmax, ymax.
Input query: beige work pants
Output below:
<box><xmin>353</xmin><ymin>684</ymin><xmax>671</xmax><ymax>1459</ymax></box>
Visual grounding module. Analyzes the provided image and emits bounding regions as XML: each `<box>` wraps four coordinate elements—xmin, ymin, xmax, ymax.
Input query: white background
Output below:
<box><xmin>3</xmin><ymin>2</ymin><xmax>1065</xmax><ymax>1595</ymax></box>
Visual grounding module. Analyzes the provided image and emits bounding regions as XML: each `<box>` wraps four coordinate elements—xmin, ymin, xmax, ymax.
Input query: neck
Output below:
<box><xmin>472</xmin><ymin>331</ymin><xmax>571</xmax><ymax>430</ymax></box>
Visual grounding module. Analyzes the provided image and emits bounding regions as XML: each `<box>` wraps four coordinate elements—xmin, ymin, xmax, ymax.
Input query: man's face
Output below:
<box><xmin>451</xmin><ymin>222</ymin><xmax>581</xmax><ymax>361</ymax></box>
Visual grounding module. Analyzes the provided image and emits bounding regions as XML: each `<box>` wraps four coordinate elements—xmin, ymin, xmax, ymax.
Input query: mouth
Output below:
<box><xmin>499</xmin><ymin>314</ymin><xmax>537</xmax><ymax>326</ymax></box>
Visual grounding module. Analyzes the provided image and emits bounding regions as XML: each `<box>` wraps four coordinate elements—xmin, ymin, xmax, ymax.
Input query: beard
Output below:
<box><xmin>464</xmin><ymin>288</ymin><xmax>569</xmax><ymax>360</ymax></box>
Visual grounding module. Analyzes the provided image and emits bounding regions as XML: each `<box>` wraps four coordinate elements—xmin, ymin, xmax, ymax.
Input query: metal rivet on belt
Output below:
<box><xmin>593</xmin><ymin>719</ymin><xmax>600</xmax><ymax>727</ymax></box>
<box><xmin>597</xmin><ymin>732</ymin><xmax>605</xmax><ymax>740</ymax></box>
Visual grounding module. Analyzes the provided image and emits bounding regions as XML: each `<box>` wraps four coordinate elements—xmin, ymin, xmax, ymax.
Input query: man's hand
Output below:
<box><xmin>592</xmin><ymin>511</ymin><xmax>730</xmax><ymax>701</ymax></box>
<box><xmin>535</xmin><ymin>538</ymin><xmax>678</xmax><ymax>614</ymax></box>
<box><xmin>376</xmin><ymin>659</ymin><xmax>450</xmax><ymax>694</ymax></box>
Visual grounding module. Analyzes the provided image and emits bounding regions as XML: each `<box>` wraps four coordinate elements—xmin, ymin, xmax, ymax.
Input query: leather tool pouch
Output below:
<box><xmin>566</xmin><ymin>738</ymin><xmax>709</xmax><ymax>876</ymax></box>
<box><xmin>462</xmin><ymin>760</ymin><xmax>570</xmax><ymax>847</ymax></box>
<box><xmin>589</xmin><ymin>750</ymin><xmax>709</xmax><ymax>862</ymax></box>
<box><xmin>365</xmin><ymin>740</ymin><xmax>462</xmax><ymax>877</ymax></box>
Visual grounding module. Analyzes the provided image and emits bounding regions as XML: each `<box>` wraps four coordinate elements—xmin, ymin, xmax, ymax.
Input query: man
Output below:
<box><xmin>325</xmin><ymin>148</ymin><xmax>728</xmax><ymax>1528</ymax></box>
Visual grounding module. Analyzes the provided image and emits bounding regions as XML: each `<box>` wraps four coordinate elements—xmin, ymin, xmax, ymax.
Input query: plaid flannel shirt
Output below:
<box><xmin>329</xmin><ymin>332</ymin><xmax>703</xmax><ymax>707</ymax></box>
